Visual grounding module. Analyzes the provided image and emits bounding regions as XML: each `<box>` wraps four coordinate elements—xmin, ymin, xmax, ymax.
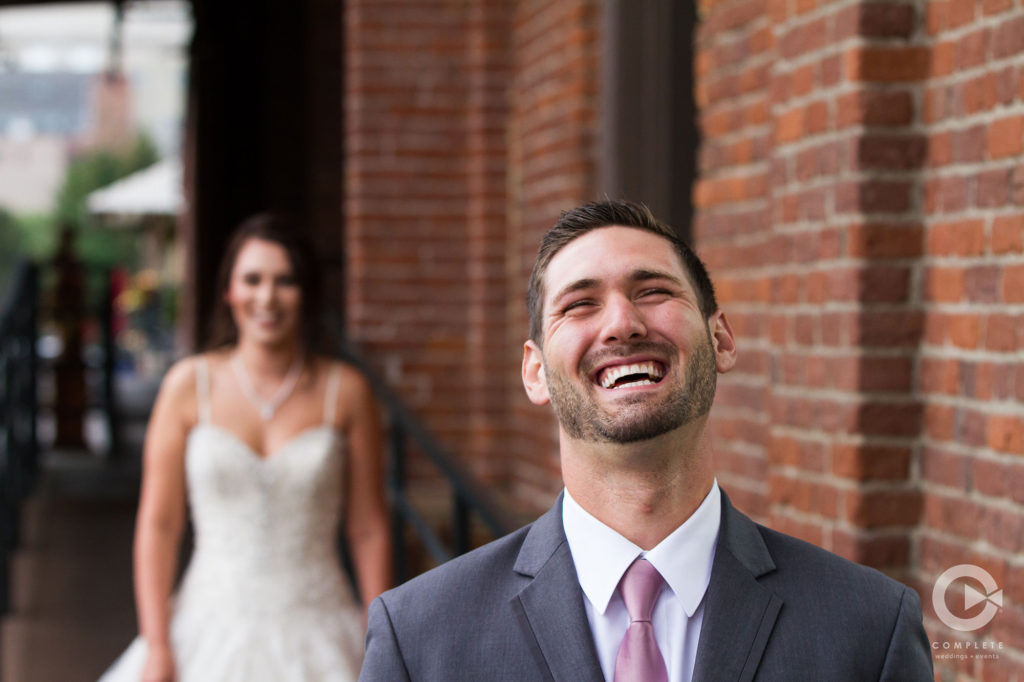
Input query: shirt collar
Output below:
<box><xmin>562</xmin><ymin>480</ymin><xmax>721</xmax><ymax>617</ymax></box>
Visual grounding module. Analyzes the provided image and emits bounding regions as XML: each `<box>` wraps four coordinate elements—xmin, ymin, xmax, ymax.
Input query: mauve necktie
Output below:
<box><xmin>614</xmin><ymin>558</ymin><xmax>669</xmax><ymax>682</ymax></box>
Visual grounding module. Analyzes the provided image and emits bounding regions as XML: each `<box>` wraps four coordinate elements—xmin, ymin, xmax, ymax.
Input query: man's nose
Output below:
<box><xmin>601</xmin><ymin>295</ymin><xmax>647</xmax><ymax>343</ymax></box>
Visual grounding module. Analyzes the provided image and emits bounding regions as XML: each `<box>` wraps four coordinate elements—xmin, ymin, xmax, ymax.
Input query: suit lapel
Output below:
<box><xmin>509</xmin><ymin>491</ymin><xmax>783</xmax><ymax>681</ymax></box>
<box><xmin>692</xmin><ymin>492</ymin><xmax>782</xmax><ymax>682</ymax></box>
<box><xmin>510</xmin><ymin>495</ymin><xmax>605</xmax><ymax>682</ymax></box>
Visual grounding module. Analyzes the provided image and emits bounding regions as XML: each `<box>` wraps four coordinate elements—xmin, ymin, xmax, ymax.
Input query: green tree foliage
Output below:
<box><xmin>10</xmin><ymin>213</ymin><xmax>56</xmax><ymax>260</ymax></box>
<box><xmin>0</xmin><ymin>133</ymin><xmax>161</xmax><ymax>309</ymax></box>
<box><xmin>54</xmin><ymin>133</ymin><xmax>159</xmax><ymax>228</ymax></box>
<box><xmin>50</xmin><ymin>132</ymin><xmax>159</xmax><ymax>273</ymax></box>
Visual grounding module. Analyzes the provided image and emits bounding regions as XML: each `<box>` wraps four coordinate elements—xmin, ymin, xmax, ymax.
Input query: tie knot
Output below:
<box><xmin>619</xmin><ymin>558</ymin><xmax>665</xmax><ymax>622</ymax></box>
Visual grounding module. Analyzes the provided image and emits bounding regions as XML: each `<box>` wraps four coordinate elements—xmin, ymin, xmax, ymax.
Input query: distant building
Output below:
<box><xmin>0</xmin><ymin>134</ymin><xmax>67</xmax><ymax>213</ymax></box>
<box><xmin>0</xmin><ymin>1</ymin><xmax>190</xmax><ymax>214</ymax></box>
<box><xmin>0</xmin><ymin>72</ymin><xmax>90</xmax><ymax>213</ymax></box>
<box><xmin>0</xmin><ymin>72</ymin><xmax>93</xmax><ymax>136</ymax></box>
<box><xmin>0</xmin><ymin>70</ymin><xmax>132</xmax><ymax>213</ymax></box>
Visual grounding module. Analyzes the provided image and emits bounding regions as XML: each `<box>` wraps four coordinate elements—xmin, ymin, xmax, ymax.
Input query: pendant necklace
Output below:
<box><xmin>231</xmin><ymin>353</ymin><xmax>304</xmax><ymax>421</ymax></box>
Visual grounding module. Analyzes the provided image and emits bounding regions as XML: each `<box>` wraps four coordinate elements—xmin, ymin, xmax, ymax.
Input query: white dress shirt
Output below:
<box><xmin>562</xmin><ymin>481</ymin><xmax>721</xmax><ymax>682</ymax></box>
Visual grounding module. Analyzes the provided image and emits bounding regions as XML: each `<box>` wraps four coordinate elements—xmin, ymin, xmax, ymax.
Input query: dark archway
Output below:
<box><xmin>185</xmin><ymin>0</ymin><xmax>344</xmax><ymax>347</ymax></box>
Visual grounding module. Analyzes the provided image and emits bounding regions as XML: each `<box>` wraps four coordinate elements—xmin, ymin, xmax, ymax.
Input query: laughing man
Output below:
<box><xmin>359</xmin><ymin>200</ymin><xmax>933</xmax><ymax>682</ymax></box>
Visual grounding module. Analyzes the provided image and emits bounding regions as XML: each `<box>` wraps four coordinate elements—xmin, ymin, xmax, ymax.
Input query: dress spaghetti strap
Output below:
<box><xmin>323</xmin><ymin>364</ymin><xmax>342</xmax><ymax>427</ymax></box>
<box><xmin>194</xmin><ymin>356</ymin><xmax>212</xmax><ymax>424</ymax></box>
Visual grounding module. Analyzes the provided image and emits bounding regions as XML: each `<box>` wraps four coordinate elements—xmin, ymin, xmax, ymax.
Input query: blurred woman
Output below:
<box><xmin>100</xmin><ymin>213</ymin><xmax>391</xmax><ymax>681</ymax></box>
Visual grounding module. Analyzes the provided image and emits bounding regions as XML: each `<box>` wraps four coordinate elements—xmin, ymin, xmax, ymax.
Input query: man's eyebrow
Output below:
<box><xmin>549</xmin><ymin>278</ymin><xmax>600</xmax><ymax>309</ymax></box>
<box><xmin>629</xmin><ymin>268</ymin><xmax>685</xmax><ymax>285</ymax></box>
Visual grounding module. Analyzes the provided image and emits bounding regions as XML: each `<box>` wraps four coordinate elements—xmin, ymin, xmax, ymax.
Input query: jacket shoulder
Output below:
<box><xmin>747</xmin><ymin>522</ymin><xmax>932</xmax><ymax>679</ymax></box>
<box><xmin>755</xmin><ymin>522</ymin><xmax>909</xmax><ymax>603</ymax></box>
<box><xmin>379</xmin><ymin>522</ymin><xmax>534</xmax><ymax>617</ymax></box>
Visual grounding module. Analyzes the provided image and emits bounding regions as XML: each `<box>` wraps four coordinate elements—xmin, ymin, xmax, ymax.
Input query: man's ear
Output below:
<box><xmin>708</xmin><ymin>310</ymin><xmax>737</xmax><ymax>374</ymax></box>
<box><xmin>522</xmin><ymin>339</ymin><xmax>550</xmax><ymax>405</ymax></box>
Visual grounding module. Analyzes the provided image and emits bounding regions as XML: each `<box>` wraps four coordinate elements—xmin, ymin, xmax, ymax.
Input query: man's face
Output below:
<box><xmin>522</xmin><ymin>226</ymin><xmax>733</xmax><ymax>444</ymax></box>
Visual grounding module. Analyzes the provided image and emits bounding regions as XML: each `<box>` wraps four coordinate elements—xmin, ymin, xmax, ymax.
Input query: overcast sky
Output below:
<box><xmin>0</xmin><ymin>2</ymin><xmax>190</xmax><ymax>73</ymax></box>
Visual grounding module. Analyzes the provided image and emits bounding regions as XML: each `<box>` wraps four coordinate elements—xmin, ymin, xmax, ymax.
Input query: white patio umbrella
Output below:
<box><xmin>87</xmin><ymin>157</ymin><xmax>183</xmax><ymax>222</ymax></box>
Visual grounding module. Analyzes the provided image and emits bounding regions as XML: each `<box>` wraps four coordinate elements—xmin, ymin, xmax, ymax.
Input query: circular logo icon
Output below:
<box><xmin>932</xmin><ymin>564</ymin><xmax>1003</xmax><ymax>632</ymax></box>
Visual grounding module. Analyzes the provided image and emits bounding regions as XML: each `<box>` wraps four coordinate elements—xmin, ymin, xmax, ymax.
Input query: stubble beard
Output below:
<box><xmin>545</xmin><ymin>334</ymin><xmax>719</xmax><ymax>444</ymax></box>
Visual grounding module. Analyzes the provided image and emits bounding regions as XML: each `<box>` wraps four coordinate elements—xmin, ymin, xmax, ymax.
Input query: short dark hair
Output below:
<box><xmin>206</xmin><ymin>212</ymin><xmax>324</xmax><ymax>350</ymax></box>
<box><xmin>526</xmin><ymin>200</ymin><xmax>717</xmax><ymax>343</ymax></box>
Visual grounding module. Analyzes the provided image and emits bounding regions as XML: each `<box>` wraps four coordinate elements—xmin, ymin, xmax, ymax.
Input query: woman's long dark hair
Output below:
<box><xmin>205</xmin><ymin>212</ymin><xmax>324</xmax><ymax>351</ymax></box>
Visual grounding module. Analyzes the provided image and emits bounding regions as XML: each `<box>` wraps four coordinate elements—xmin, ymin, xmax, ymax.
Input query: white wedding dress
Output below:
<box><xmin>100</xmin><ymin>360</ymin><xmax>365</xmax><ymax>681</ymax></box>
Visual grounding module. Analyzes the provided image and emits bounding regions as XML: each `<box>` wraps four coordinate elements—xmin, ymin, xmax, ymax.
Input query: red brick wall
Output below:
<box><xmin>344</xmin><ymin>0</ymin><xmax>513</xmax><ymax>485</ymax></box>
<box><xmin>505</xmin><ymin>0</ymin><xmax>603</xmax><ymax>509</ymax></box>
<box><xmin>919</xmin><ymin>2</ymin><xmax>1024</xmax><ymax>677</ymax></box>
<box><xmin>693</xmin><ymin>0</ymin><xmax>775</xmax><ymax>521</ymax></box>
<box><xmin>697</xmin><ymin>0</ymin><xmax>1024</xmax><ymax>676</ymax></box>
<box><xmin>344</xmin><ymin>0</ymin><xmax>600</xmax><ymax>508</ymax></box>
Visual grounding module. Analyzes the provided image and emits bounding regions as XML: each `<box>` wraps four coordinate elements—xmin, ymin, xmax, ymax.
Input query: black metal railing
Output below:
<box><xmin>333</xmin><ymin>331</ymin><xmax>513</xmax><ymax>584</ymax></box>
<box><xmin>0</xmin><ymin>259</ymin><xmax>126</xmax><ymax>614</ymax></box>
<box><xmin>0</xmin><ymin>261</ymin><xmax>39</xmax><ymax>614</ymax></box>
<box><xmin>98</xmin><ymin>268</ymin><xmax>121</xmax><ymax>458</ymax></box>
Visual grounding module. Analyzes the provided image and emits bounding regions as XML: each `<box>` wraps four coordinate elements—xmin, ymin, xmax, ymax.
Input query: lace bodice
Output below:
<box><xmin>179</xmin><ymin>423</ymin><xmax>352</xmax><ymax>616</ymax></box>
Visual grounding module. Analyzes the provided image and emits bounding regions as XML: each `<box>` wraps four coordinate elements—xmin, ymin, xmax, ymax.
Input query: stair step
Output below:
<box><xmin>1</xmin><ymin>484</ymin><xmax>137</xmax><ymax>681</ymax></box>
<box><xmin>2</xmin><ymin>616</ymin><xmax>130</xmax><ymax>682</ymax></box>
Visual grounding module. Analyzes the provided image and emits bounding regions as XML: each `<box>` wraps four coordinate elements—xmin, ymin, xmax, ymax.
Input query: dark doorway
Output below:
<box><xmin>186</xmin><ymin>0</ymin><xmax>344</xmax><ymax>347</ymax></box>
<box><xmin>599</xmin><ymin>0</ymin><xmax>698</xmax><ymax>241</ymax></box>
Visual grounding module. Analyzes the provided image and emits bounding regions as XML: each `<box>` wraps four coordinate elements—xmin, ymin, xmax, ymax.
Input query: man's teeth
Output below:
<box><xmin>599</xmin><ymin>362</ymin><xmax>664</xmax><ymax>389</ymax></box>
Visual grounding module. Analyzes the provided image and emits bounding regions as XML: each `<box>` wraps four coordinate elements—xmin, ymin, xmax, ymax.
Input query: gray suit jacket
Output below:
<box><xmin>360</xmin><ymin>491</ymin><xmax>933</xmax><ymax>681</ymax></box>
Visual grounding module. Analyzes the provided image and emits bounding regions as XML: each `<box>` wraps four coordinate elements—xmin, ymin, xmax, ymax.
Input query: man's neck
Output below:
<box><xmin>560</xmin><ymin>422</ymin><xmax>715</xmax><ymax>550</ymax></box>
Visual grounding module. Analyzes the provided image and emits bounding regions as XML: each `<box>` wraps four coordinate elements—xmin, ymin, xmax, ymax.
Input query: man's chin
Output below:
<box><xmin>593</xmin><ymin>397</ymin><xmax>717</xmax><ymax>443</ymax></box>
<box><xmin>591</xmin><ymin>409</ymin><xmax>682</xmax><ymax>443</ymax></box>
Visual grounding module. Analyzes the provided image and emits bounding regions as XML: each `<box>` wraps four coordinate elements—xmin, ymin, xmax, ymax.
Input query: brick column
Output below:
<box><xmin>344</xmin><ymin>0</ymin><xmax>497</xmax><ymax>480</ymax></box>
<box><xmin>694</xmin><ymin>0</ymin><xmax>775</xmax><ymax>518</ymax></box>
<box><xmin>343</xmin><ymin>0</ymin><xmax>599</xmax><ymax>509</ymax></box>
<box><xmin>465</xmin><ymin>0</ymin><xmax>517</xmax><ymax>484</ymax></box>
<box><xmin>697</xmin><ymin>0</ymin><xmax>1024</xmax><ymax>676</ymax></box>
<box><xmin>917</xmin><ymin>2</ymin><xmax>1024</xmax><ymax>676</ymax></box>
<box><xmin>504</xmin><ymin>0</ymin><xmax>603</xmax><ymax>508</ymax></box>
<box><xmin>697</xmin><ymin>1</ymin><xmax>928</xmax><ymax>573</ymax></box>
